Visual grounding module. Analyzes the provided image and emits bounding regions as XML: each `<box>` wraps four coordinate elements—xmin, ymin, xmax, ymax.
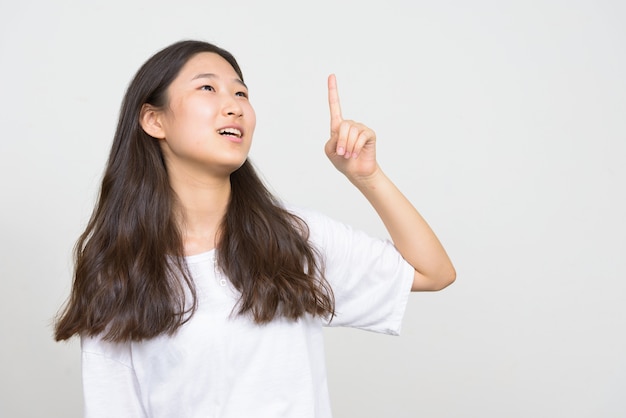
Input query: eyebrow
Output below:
<box><xmin>191</xmin><ymin>73</ymin><xmax>247</xmax><ymax>89</ymax></box>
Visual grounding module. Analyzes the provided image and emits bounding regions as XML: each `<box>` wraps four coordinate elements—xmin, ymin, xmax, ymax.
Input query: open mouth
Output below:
<box><xmin>218</xmin><ymin>128</ymin><xmax>242</xmax><ymax>138</ymax></box>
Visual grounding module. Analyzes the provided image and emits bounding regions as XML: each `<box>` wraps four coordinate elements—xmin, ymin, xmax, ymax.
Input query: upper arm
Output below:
<box><xmin>411</xmin><ymin>267</ymin><xmax>456</xmax><ymax>292</ymax></box>
<box><xmin>82</xmin><ymin>344</ymin><xmax>147</xmax><ymax>418</ymax></box>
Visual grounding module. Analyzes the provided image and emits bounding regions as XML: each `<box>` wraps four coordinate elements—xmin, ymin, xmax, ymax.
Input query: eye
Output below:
<box><xmin>200</xmin><ymin>85</ymin><xmax>215</xmax><ymax>92</ymax></box>
<box><xmin>236</xmin><ymin>91</ymin><xmax>248</xmax><ymax>98</ymax></box>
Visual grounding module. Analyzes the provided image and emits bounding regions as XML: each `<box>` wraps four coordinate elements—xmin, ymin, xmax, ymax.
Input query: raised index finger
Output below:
<box><xmin>328</xmin><ymin>74</ymin><xmax>343</xmax><ymax>130</ymax></box>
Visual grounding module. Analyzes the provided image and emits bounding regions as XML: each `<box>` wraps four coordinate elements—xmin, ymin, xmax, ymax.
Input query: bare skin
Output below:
<box><xmin>325</xmin><ymin>74</ymin><xmax>456</xmax><ymax>291</ymax></box>
<box><xmin>140</xmin><ymin>52</ymin><xmax>255</xmax><ymax>255</ymax></box>
<box><xmin>141</xmin><ymin>55</ymin><xmax>455</xmax><ymax>290</ymax></box>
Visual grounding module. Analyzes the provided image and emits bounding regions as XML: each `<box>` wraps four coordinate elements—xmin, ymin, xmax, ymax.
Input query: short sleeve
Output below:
<box><xmin>81</xmin><ymin>336</ymin><xmax>147</xmax><ymax>418</ymax></box>
<box><xmin>290</xmin><ymin>206</ymin><xmax>415</xmax><ymax>336</ymax></box>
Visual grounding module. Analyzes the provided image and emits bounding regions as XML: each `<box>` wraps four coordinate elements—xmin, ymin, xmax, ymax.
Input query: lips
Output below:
<box><xmin>217</xmin><ymin>127</ymin><xmax>243</xmax><ymax>138</ymax></box>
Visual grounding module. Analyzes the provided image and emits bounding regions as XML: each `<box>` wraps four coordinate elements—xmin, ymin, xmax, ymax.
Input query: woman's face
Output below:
<box><xmin>157</xmin><ymin>52</ymin><xmax>256</xmax><ymax>178</ymax></box>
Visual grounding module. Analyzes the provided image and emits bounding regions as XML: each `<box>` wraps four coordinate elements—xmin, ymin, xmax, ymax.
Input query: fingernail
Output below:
<box><xmin>337</xmin><ymin>146</ymin><xmax>345</xmax><ymax>155</ymax></box>
<box><xmin>344</xmin><ymin>151</ymin><xmax>351</xmax><ymax>159</ymax></box>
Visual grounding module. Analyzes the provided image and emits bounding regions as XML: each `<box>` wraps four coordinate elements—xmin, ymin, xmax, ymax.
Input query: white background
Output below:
<box><xmin>1</xmin><ymin>1</ymin><xmax>625</xmax><ymax>417</ymax></box>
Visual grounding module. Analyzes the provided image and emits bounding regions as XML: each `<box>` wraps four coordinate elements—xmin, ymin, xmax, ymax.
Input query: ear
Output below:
<box><xmin>140</xmin><ymin>104</ymin><xmax>166</xmax><ymax>139</ymax></box>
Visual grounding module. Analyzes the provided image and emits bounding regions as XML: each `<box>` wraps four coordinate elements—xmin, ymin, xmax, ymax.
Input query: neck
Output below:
<box><xmin>168</xmin><ymin>170</ymin><xmax>231</xmax><ymax>256</ymax></box>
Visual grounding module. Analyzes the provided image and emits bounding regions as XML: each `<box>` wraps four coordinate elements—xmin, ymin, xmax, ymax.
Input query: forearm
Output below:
<box><xmin>324</xmin><ymin>74</ymin><xmax>455</xmax><ymax>290</ymax></box>
<box><xmin>349</xmin><ymin>167</ymin><xmax>456</xmax><ymax>291</ymax></box>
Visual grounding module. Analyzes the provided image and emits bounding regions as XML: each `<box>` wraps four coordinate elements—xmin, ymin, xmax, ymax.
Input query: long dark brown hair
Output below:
<box><xmin>54</xmin><ymin>40</ymin><xmax>334</xmax><ymax>343</ymax></box>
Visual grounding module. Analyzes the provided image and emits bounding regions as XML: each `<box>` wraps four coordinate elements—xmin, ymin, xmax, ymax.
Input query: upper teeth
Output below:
<box><xmin>218</xmin><ymin>128</ymin><xmax>242</xmax><ymax>137</ymax></box>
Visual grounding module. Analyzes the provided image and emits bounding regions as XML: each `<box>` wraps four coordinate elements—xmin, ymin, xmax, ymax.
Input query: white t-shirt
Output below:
<box><xmin>81</xmin><ymin>206</ymin><xmax>414</xmax><ymax>418</ymax></box>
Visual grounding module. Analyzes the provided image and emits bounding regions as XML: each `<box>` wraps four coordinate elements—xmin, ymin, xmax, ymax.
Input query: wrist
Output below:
<box><xmin>348</xmin><ymin>165</ymin><xmax>387</xmax><ymax>192</ymax></box>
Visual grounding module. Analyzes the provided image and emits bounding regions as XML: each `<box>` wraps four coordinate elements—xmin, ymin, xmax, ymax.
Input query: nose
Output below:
<box><xmin>222</xmin><ymin>95</ymin><xmax>243</xmax><ymax>118</ymax></box>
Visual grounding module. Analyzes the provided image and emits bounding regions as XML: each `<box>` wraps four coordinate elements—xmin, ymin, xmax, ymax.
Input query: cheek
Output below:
<box><xmin>191</xmin><ymin>99</ymin><xmax>219</xmax><ymax>120</ymax></box>
<box><xmin>246</xmin><ymin>105</ymin><xmax>257</xmax><ymax>132</ymax></box>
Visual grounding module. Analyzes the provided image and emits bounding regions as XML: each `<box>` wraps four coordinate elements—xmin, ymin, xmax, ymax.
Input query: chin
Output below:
<box><xmin>211</xmin><ymin>156</ymin><xmax>248</xmax><ymax>177</ymax></box>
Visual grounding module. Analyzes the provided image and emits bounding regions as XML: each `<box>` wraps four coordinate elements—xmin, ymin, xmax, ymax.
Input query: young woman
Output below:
<box><xmin>54</xmin><ymin>40</ymin><xmax>455</xmax><ymax>418</ymax></box>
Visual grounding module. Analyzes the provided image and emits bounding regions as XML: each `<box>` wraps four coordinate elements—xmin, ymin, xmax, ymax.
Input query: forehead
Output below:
<box><xmin>176</xmin><ymin>52</ymin><xmax>239</xmax><ymax>80</ymax></box>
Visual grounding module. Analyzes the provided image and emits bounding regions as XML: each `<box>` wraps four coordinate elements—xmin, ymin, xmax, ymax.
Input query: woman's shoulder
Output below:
<box><xmin>81</xmin><ymin>334</ymin><xmax>134</xmax><ymax>367</ymax></box>
<box><xmin>280</xmin><ymin>200</ymin><xmax>359</xmax><ymax>249</ymax></box>
<box><xmin>281</xmin><ymin>201</ymin><xmax>341</xmax><ymax>233</ymax></box>
<box><xmin>280</xmin><ymin>200</ymin><xmax>313</xmax><ymax>215</ymax></box>
<box><xmin>283</xmin><ymin>199</ymin><xmax>352</xmax><ymax>224</ymax></box>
